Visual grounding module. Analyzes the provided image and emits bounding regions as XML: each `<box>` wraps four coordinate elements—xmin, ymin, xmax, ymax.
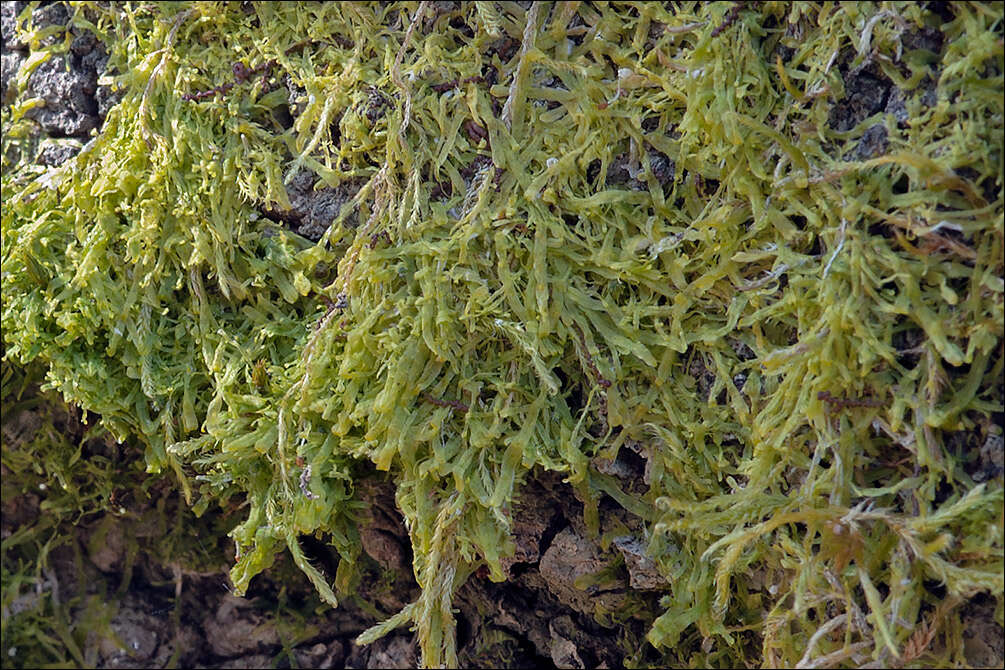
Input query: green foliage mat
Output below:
<box><xmin>2</xmin><ymin>2</ymin><xmax>1002</xmax><ymax>667</ymax></box>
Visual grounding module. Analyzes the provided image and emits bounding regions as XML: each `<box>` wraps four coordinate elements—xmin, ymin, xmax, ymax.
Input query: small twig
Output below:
<box><xmin>821</xmin><ymin>219</ymin><xmax>847</xmax><ymax>279</ymax></box>
<box><xmin>711</xmin><ymin>2</ymin><xmax>750</xmax><ymax>38</ymax></box>
<box><xmin>818</xmin><ymin>391</ymin><xmax>884</xmax><ymax>408</ymax></box>
<box><xmin>665</xmin><ymin>20</ymin><xmax>709</xmax><ymax>35</ymax></box>
<box><xmin>182</xmin><ymin>59</ymin><xmax>277</xmax><ymax>102</ymax></box>
<box><xmin>797</xmin><ymin>642</ymin><xmax>872</xmax><ymax>670</ymax></box>
<box><xmin>796</xmin><ymin>614</ymin><xmax>848</xmax><ymax>668</ymax></box>
<box><xmin>423</xmin><ymin>393</ymin><xmax>469</xmax><ymax>413</ymax></box>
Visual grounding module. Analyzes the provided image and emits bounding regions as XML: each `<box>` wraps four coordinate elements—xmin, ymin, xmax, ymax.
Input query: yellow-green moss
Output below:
<box><xmin>2</xmin><ymin>2</ymin><xmax>1002</xmax><ymax>667</ymax></box>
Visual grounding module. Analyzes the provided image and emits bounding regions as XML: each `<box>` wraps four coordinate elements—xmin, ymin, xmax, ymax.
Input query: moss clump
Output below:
<box><xmin>1</xmin><ymin>357</ymin><xmax>236</xmax><ymax>667</ymax></box>
<box><xmin>2</xmin><ymin>2</ymin><xmax>1002</xmax><ymax>667</ymax></box>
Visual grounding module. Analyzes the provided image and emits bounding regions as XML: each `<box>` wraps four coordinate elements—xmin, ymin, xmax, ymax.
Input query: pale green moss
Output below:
<box><xmin>2</xmin><ymin>2</ymin><xmax>1002</xmax><ymax>667</ymax></box>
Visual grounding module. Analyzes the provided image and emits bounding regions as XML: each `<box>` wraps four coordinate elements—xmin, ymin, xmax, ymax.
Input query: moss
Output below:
<box><xmin>0</xmin><ymin>357</ymin><xmax>235</xmax><ymax>667</ymax></box>
<box><xmin>2</xmin><ymin>2</ymin><xmax>1003</xmax><ymax>667</ymax></box>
